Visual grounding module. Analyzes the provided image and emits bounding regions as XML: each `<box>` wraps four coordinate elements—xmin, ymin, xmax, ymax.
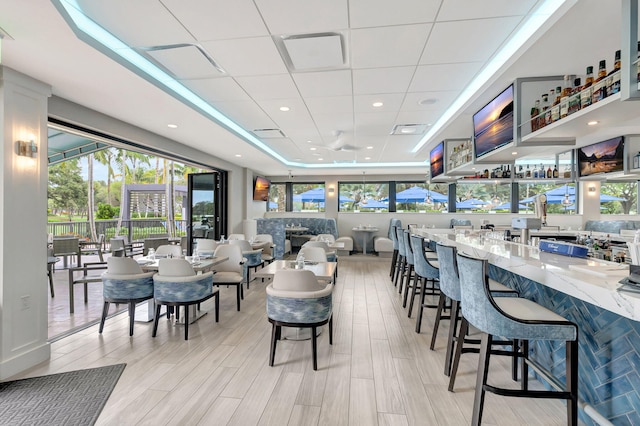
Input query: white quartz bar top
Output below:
<box><xmin>413</xmin><ymin>228</ymin><xmax>640</xmax><ymax>321</ymax></box>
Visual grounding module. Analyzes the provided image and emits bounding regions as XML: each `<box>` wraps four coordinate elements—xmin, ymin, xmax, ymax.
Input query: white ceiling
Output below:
<box><xmin>0</xmin><ymin>0</ymin><xmax>632</xmax><ymax>177</ymax></box>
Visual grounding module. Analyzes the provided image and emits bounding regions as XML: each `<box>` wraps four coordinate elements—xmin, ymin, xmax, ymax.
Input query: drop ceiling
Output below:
<box><xmin>0</xmin><ymin>0</ymin><xmax>632</xmax><ymax>176</ymax></box>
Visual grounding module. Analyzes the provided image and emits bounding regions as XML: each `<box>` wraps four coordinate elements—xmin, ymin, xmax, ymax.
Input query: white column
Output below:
<box><xmin>580</xmin><ymin>181</ymin><xmax>601</xmax><ymax>222</ymax></box>
<box><xmin>0</xmin><ymin>66</ymin><xmax>51</xmax><ymax>379</ymax></box>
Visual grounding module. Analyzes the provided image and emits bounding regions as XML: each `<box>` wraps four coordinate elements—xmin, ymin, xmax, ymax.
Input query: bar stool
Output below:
<box><xmin>389</xmin><ymin>225</ymin><xmax>400</xmax><ymax>279</ymax></box>
<box><xmin>455</xmin><ymin>252</ymin><xmax>578</xmax><ymax>425</ymax></box>
<box><xmin>434</xmin><ymin>243</ymin><xmax>518</xmax><ymax>383</ymax></box>
<box><xmin>393</xmin><ymin>226</ymin><xmax>406</xmax><ymax>288</ymax></box>
<box><xmin>409</xmin><ymin>234</ymin><xmax>440</xmax><ymax>332</ymax></box>
<box><xmin>400</xmin><ymin>230</ymin><xmax>416</xmax><ymax>305</ymax></box>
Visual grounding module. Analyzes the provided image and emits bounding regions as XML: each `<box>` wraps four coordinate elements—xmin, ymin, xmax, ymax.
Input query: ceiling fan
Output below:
<box><xmin>309</xmin><ymin>130</ymin><xmax>361</xmax><ymax>152</ymax></box>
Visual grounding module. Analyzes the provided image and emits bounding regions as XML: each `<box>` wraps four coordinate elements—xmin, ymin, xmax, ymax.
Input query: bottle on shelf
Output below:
<box><xmin>581</xmin><ymin>66</ymin><xmax>594</xmax><ymax>109</ymax></box>
<box><xmin>539</xmin><ymin>93</ymin><xmax>549</xmax><ymax>129</ymax></box>
<box><xmin>559</xmin><ymin>75</ymin><xmax>572</xmax><ymax>119</ymax></box>
<box><xmin>540</xmin><ymin>164</ymin><xmax>546</xmax><ymax>179</ymax></box>
<box><xmin>592</xmin><ymin>59</ymin><xmax>607</xmax><ymax>103</ymax></box>
<box><xmin>567</xmin><ymin>77</ymin><xmax>582</xmax><ymax>115</ymax></box>
<box><xmin>563</xmin><ymin>165</ymin><xmax>572</xmax><ymax>178</ymax></box>
<box><xmin>525</xmin><ymin>164</ymin><xmax>531</xmax><ymax>178</ymax></box>
<box><xmin>544</xmin><ymin>89</ymin><xmax>555</xmax><ymax>126</ymax></box>
<box><xmin>546</xmin><ymin>165</ymin><xmax>552</xmax><ymax>179</ymax></box>
<box><xmin>533</xmin><ymin>166</ymin><xmax>539</xmax><ymax>179</ymax></box>
<box><xmin>553</xmin><ymin>164</ymin><xmax>559</xmax><ymax>179</ymax></box>
<box><xmin>607</xmin><ymin>50</ymin><xmax>621</xmax><ymax>95</ymax></box>
<box><xmin>530</xmin><ymin>99</ymin><xmax>540</xmax><ymax>132</ymax></box>
<box><xmin>517</xmin><ymin>165</ymin><xmax>524</xmax><ymax>179</ymax></box>
<box><xmin>551</xmin><ymin>86</ymin><xmax>562</xmax><ymax>122</ymax></box>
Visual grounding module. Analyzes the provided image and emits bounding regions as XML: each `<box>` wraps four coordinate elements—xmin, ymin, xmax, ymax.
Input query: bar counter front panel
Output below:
<box><xmin>416</xmin><ymin>229</ymin><xmax>640</xmax><ymax>425</ymax></box>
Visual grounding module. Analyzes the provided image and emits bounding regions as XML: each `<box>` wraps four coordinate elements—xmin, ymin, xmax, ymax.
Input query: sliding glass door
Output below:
<box><xmin>187</xmin><ymin>172</ymin><xmax>226</xmax><ymax>254</ymax></box>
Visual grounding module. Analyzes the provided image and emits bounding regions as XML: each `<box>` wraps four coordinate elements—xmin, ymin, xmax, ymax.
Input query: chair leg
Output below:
<box><xmin>514</xmin><ymin>339</ymin><xmax>521</xmax><ymax>382</ymax></box>
<box><xmin>128</xmin><ymin>301</ymin><xmax>136</xmax><ymax>336</ymax></box>
<box><xmin>184</xmin><ymin>306</ymin><xmax>189</xmax><ymax>340</ymax></box>
<box><xmin>430</xmin><ymin>293</ymin><xmax>446</xmax><ymax>349</ymax></box>
<box><xmin>448</xmin><ymin>317</ymin><xmax>469</xmax><ymax>392</ymax></box>
<box><xmin>247</xmin><ymin>269</ymin><xmax>251</xmax><ymax>289</ymax></box>
<box><xmin>48</xmin><ymin>267</ymin><xmax>55</xmax><ymax>297</ymax></box>
<box><xmin>236</xmin><ymin>284</ymin><xmax>241</xmax><ymax>311</ymax></box>
<box><xmin>402</xmin><ymin>265</ymin><xmax>413</xmax><ymax>308</ymax></box>
<box><xmin>415</xmin><ymin>277</ymin><xmax>428</xmax><ymax>333</ymax></box>
<box><xmin>152</xmin><ymin>304</ymin><xmax>162</xmax><ymax>337</ymax></box>
<box><xmin>329</xmin><ymin>316</ymin><xmax>333</xmax><ymax>345</ymax></box>
<box><xmin>408</xmin><ymin>271</ymin><xmax>420</xmax><ymax>317</ymax></box>
<box><xmin>390</xmin><ymin>250</ymin><xmax>397</xmax><ymax>278</ymax></box>
<box><xmin>99</xmin><ymin>302</ymin><xmax>110</xmax><ymax>333</ymax></box>
<box><xmin>311</xmin><ymin>326</ymin><xmax>318</xmax><ymax>371</ymax></box>
<box><xmin>214</xmin><ymin>293</ymin><xmax>219</xmax><ymax>322</ymax></box>
<box><xmin>443</xmin><ymin>300</ymin><xmax>460</xmax><ymax>376</ymax></box>
<box><xmin>520</xmin><ymin>340</ymin><xmax>528</xmax><ymax>389</ymax></box>
<box><xmin>394</xmin><ymin>256</ymin><xmax>404</xmax><ymax>289</ymax></box>
<box><xmin>472</xmin><ymin>333</ymin><xmax>492</xmax><ymax>426</ymax></box>
<box><xmin>269</xmin><ymin>322</ymin><xmax>278</xmax><ymax>366</ymax></box>
<box><xmin>567</xmin><ymin>340</ymin><xmax>578</xmax><ymax>426</ymax></box>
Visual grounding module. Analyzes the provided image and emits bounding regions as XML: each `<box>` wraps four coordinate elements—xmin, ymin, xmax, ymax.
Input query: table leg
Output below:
<box><xmin>363</xmin><ymin>235</ymin><xmax>367</xmax><ymax>255</ymax></box>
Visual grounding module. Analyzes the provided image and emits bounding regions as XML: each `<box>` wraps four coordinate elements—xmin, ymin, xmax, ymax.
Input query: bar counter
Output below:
<box><xmin>414</xmin><ymin>228</ymin><xmax>640</xmax><ymax>425</ymax></box>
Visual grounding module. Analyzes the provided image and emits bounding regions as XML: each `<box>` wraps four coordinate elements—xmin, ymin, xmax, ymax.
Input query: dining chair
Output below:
<box><xmin>255</xmin><ymin>234</ymin><xmax>276</xmax><ymax>264</ymax></box>
<box><xmin>267</xmin><ymin>269</ymin><xmax>333</xmax><ymax>370</ymax></box>
<box><xmin>297</xmin><ymin>247</ymin><xmax>328</xmax><ymax>263</ymax></box>
<box><xmin>53</xmin><ymin>237</ymin><xmax>80</xmax><ymax>268</ymax></box>
<box><xmin>152</xmin><ymin>259</ymin><xmax>218</xmax><ymax>340</ymax></box>
<box><xmin>212</xmin><ymin>244</ymin><xmax>245</xmax><ymax>311</ymax></box>
<box><xmin>100</xmin><ymin>257</ymin><xmax>154</xmax><ymax>336</ymax></box>
<box><xmin>196</xmin><ymin>239</ymin><xmax>218</xmax><ymax>257</ymax></box>
<box><xmin>227</xmin><ymin>233</ymin><xmax>245</xmax><ymax>241</ymax></box>
<box><xmin>154</xmin><ymin>244</ymin><xmax>182</xmax><ymax>257</ymax></box>
<box><xmin>302</xmin><ymin>241</ymin><xmax>337</xmax><ymax>261</ymax></box>
<box><xmin>144</xmin><ymin>237</ymin><xmax>169</xmax><ymax>255</ymax></box>
<box><xmin>229</xmin><ymin>239</ymin><xmax>263</xmax><ymax>287</ymax></box>
<box><xmin>80</xmin><ymin>234</ymin><xmax>105</xmax><ymax>262</ymax></box>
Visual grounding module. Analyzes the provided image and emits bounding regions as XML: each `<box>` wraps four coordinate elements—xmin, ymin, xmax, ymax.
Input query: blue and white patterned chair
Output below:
<box><xmin>152</xmin><ymin>258</ymin><xmax>218</xmax><ymax>340</ymax></box>
<box><xmin>100</xmin><ymin>257</ymin><xmax>155</xmax><ymax>336</ymax></box>
<box><xmin>266</xmin><ymin>269</ymin><xmax>333</xmax><ymax>370</ymax></box>
<box><xmin>230</xmin><ymin>239</ymin><xmax>263</xmax><ymax>287</ymax></box>
<box><xmin>455</xmin><ymin>252</ymin><xmax>578</xmax><ymax>425</ymax></box>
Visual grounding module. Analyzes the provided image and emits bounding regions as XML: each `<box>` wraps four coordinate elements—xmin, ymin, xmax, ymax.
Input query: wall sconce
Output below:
<box><xmin>588</xmin><ymin>185</ymin><xmax>597</xmax><ymax>193</ymax></box>
<box><xmin>328</xmin><ymin>187</ymin><xmax>335</xmax><ymax>194</ymax></box>
<box><xmin>17</xmin><ymin>139</ymin><xmax>37</xmax><ymax>158</ymax></box>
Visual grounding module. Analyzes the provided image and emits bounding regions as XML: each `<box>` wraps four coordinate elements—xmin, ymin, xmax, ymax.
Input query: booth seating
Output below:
<box><xmin>257</xmin><ymin>217</ymin><xmax>352</xmax><ymax>258</ymax></box>
<box><xmin>373</xmin><ymin>218</ymin><xmax>401</xmax><ymax>257</ymax></box>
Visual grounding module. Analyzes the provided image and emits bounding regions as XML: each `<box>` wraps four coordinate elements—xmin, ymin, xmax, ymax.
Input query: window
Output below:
<box><xmin>395</xmin><ymin>182</ymin><xmax>448</xmax><ymax>213</ymax></box>
<box><xmin>455</xmin><ymin>182</ymin><xmax>511</xmax><ymax>213</ymax></box>
<box><xmin>338</xmin><ymin>182</ymin><xmax>389</xmax><ymax>212</ymax></box>
<box><xmin>268</xmin><ymin>183</ymin><xmax>286</xmax><ymax>212</ymax></box>
<box><xmin>600</xmin><ymin>181</ymin><xmax>637</xmax><ymax>214</ymax></box>
<box><xmin>292</xmin><ymin>183</ymin><xmax>325</xmax><ymax>212</ymax></box>
<box><xmin>517</xmin><ymin>182</ymin><xmax>576</xmax><ymax>215</ymax></box>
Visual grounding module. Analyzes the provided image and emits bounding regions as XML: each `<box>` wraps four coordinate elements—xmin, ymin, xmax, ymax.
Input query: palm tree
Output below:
<box><xmin>165</xmin><ymin>159</ymin><xmax>176</xmax><ymax>236</ymax></box>
<box><xmin>94</xmin><ymin>148</ymin><xmax>117</xmax><ymax>205</ymax></box>
<box><xmin>87</xmin><ymin>153</ymin><xmax>97</xmax><ymax>241</ymax></box>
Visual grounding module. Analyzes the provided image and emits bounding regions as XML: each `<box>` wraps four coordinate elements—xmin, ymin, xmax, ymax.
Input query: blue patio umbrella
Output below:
<box><xmin>268</xmin><ymin>201</ymin><xmax>278</xmax><ymax>209</ymax></box>
<box><xmin>521</xmin><ymin>185</ymin><xmax>625</xmax><ymax>204</ymax></box>
<box><xmin>340</xmin><ymin>195</ymin><xmax>354</xmax><ymax>203</ymax></box>
<box><xmin>357</xmin><ymin>199</ymin><xmax>388</xmax><ymax>209</ymax></box>
<box><xmin>456</xmin><ymin>198</ymin><xmax>488</xmax><ymax>209</ymax></box>
<box><xmin>396</xmin><ymin>186</ymin><xmax>447</xmax><ymax>203</ymax></box>
<box><xmin>493</xmin><ymin>201</ymin><xmax>530</xmax><ymax>210</ymax></box>
<box><xmin>293</xmin><ymin>187</ymin><xmax>325</xmax><ymax>203</ymax></box>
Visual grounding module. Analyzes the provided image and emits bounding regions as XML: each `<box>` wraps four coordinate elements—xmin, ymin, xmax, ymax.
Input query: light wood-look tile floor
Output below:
<box><xmin>25</xmin><ymin>257</ymin><xmax>567</xmax><ymax>425</ymax></box>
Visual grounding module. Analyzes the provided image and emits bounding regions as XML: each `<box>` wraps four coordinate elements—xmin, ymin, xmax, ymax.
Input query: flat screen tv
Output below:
<box><xmin>577</xmin><ymin>136</ymin><xmax>625</xmax><ymax>177</ymax></box>
<box><xmin>253</xmin><ymin>176</ymin><xmax>271</xmax><ymax>201</ymax></box>
<box><xmin>473</xmin><ymin>85</ymin><xmax>514</xmax><ymax>159</ymax></box>
<box><xmin>430</xmin><ymin>141</ymin><xmax>444</xmax><ymax>178</ymax></box>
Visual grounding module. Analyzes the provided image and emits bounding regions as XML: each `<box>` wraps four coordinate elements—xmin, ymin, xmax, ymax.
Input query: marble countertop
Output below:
<box><xmin>413</xmin><ymin>228</ymin><xmax>640</xmax><ymax>321</ymax></box>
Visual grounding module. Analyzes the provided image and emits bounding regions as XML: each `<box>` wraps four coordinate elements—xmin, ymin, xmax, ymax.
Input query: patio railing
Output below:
<box><xmin>47</xmin><ymin>219</ymin><xmax>188</xmax><ymax>241</ymax></box>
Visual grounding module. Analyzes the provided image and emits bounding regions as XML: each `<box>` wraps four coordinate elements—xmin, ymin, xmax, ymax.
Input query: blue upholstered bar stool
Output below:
<box><xmin>409</xmin><ymin>234</ymin><xmax>440</xmax><ymax>332</ymax></box>
<box><xmin>400</xmin><ymin>230</ymin><xmax>416</xmax><ymax>304</ymax></box>
<box><xmin>393</xmin><ymin>226</ymin><xmax>406</xmax><ymax>288</ymax></box>
<box><xmin>434</xmin><ymin>243</ymin><xmax>518</xmax><ymax>384</ymax></box>
<box><xmin>389</xmin><ymin>225</ymin><xmax>400</xmax><ymax>279</ymax></box>
<box><xmin>455</xmin><ymin>252</ymin><xmax>578</xmax><ymax>426</ymax></box>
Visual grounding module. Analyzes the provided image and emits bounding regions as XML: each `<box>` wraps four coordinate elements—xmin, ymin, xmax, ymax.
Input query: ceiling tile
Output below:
<box><xmin>312</xmin><ymin>113</ymin><xmax>355</xmax><ymax>135</ymax></box>
<box><xmin>420</xmin><ymin>17</ymin><xmax>521</xmax><ymax>64</ymax></box>
<box><xmin>162</xmin><ymin>0</ymin><xmax>269</xmax><ymax>41</ymax></box>
<box><xmin>354</xmin><ymin>112</ymin><xmax>398</xmax><ymax>135</ymax></box>
<box><xmin>235</xmin><ymin>74</ymin><xmax>299</xmax><ymax>100</ymax></box>
<box><xmin>181</xmin><ymin>77</ymin><xmax>251</xmax><ymax>102</ymax></box>
<box><xmin>305</xmin><ymin>96</ymin><xmax>353</xmax><ymax>115</ymax></box>
<box><xmin>409</xmin><ymin>62</ymin><xmax>482</xmax><ymax>92</ymax></box>
<box><xmin>76</xmin><ymin>0</ymin><xmax>194</xmax><ymax>47</ymax></box>
<box><xmin>255</xmin><ymin>98</ymin><xmax>315</xmax><ymax>129</ymax></box>
<box><xmin>353</xmin><ymin>67</ymin><xmax>415</xmax><ymax>95</ymax></box>
<box><xmin>293</xmin><ymin>70</ymin><xmax>352</xmax><ymax>97</ymax></box>
<box><xmin>401</xmin><ymin>91</ymin><xmax>460</xmax><ymax>111</ymax></box>
<box><xmin>349</xmin><ymin>0</ymin><xmax>440</xmax><ymax>28</ymax></box>
<box><xmin>395</xmin><ymin>110</ymin><xmax>443</xmax><ymax>126</ymax></box>
<box><xmin>437</xmin><ymin>0</ymin><xmax>537</xmax><ymax>21</ymax></box>
<box><xmin>351</xmin><ymin>24</ymin><xmax>431</xmax><ymax>69</ymax></box>
<box><xmin>201</xmin><ymin>37</ymin><xmax>287</xmax><ymax>76</ymax></box>
<box><xmin>354</xmin><ymin>94</ymin><xmax>405</xmax><ymax>113</ymax></box>
<box><xmin>254</xmin><ymin>0</ymin><xmax>349</xmax><ymax>35</ymax></box>
<box><xmin>146</xmin><ymin>45</ymin><xmax>223</xmax><ymax>79</ymax></box>
<box><xmin>210</xmin><ymin>100</ymin><xmax>275</xmax><ymax>129</ymax></box>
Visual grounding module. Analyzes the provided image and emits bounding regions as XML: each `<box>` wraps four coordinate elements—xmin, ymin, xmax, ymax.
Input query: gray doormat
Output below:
<box><xmin>0</xmin><ymin>363</ymin><xmax>126</xmax><ymax>425</ymax></box>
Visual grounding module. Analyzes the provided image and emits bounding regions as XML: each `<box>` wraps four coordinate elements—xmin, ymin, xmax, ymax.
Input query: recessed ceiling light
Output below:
<box><xmin>366</xmin><ymin>146</ymin><xmax>373</xmax><ymax>150</ymax></box>
<box><xmin>372</xmin><ymin>102</ymin><xmax>383</xmax><ymax>108</ymax></box>
<box><xmin>418</xmin><ymin>98</ymin><xmax>437</xmax><ymax>106</ymax></box>
<box><xmin>587</xmin><ymin>120</ymin><xmax>599</xmax><ymax>126</ymax></box>
<box><xmin>318</xmin><ymin>158</ymin><xmax>323</xmax><ymax>161</ymax></box>
<box><xmin>167</xmin><ymin>124</ymin><xmax>178</xmax><ymax>128</ymax></box>
<box><xmin>365</xmin><ymin>157</ymin><xmax>371</xmax><ymax>160</ymax></box>
<box><xmin>310</xmin><ymin>147</ymin><xmax>317</xmax><ymax>151</ymax></box>
<box><xmin>391</xmin><ymin>124</ymin><xmax>428</xmax><ymax>135</ymax></box>
<box><xmin>307</xmin><ymin>140</ymin><xmax>313</xmax><ymax>143</ymax></box>
<box><xmin>279</xmin><ymin>106</ymin><xmax>290</xmax><ymax>112</ymax></box>
<box><xmin>235</xmin><ymin>154</ymin><xmax>242</xmax><ymax>157</ymax></box>
<box><xmin>512</xmin><ymin>151</ymin><xmax>518</xmax><ymax>155</ymax></box>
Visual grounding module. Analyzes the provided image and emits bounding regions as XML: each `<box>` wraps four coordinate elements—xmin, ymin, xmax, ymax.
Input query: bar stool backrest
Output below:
<box><xmin>410</xmin><ymin>234</ymin><xmax>439</xmax><ymax>280</ymax></box>
<box><xmin>402</xmin><ymin>230</ymin><xmax>414</xmax><ymax>266</ymax></box>
<box><xmin>435</xmin><ymin>243</ymin><xmax>461</xmax><ymax>301</ymax></box>
<box><xmin>456</xmin><ymin>252</ymin><xmax>493</xmax><ymax>334</ymax></box>
<box><xmin>390</xmin><ymin>225</ymin><xmax>399</xmax><ymax>250</ymax></box>
<box><xmin>396</xmin><ymin>226</ymin><xmax>406</xmax><ymax>258</ymax></box>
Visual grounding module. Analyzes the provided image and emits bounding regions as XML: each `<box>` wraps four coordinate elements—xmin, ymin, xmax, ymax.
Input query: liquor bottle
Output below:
<box><xmin>517</xmin><ymin>165</ymin><xmax>524</xmax><ymax>179</ymax></box>
<box><xmin>559</xmin><ymin>75</ymin><xmax>573</xmax><ymax>119</ymax></box>
<box><xmin>551</xmin><ymin>86</ymin><xmax>562</xmax><ymax>122</ymax></box>
<box><xmin>608</xmin><ymin>50</ymin><xmax>621</xmax><ymax>95</ymax></box>
<box><xmin>544</xmin><ymin>89</ymin><xmax>555</xmax><ymax>126</ymax></box>
<box><xmin>525</xmin><ymin>164</ymin><xmax>531</xmax><ymax>178</ymax></box>
<box><xmin>539</xmin><ymin>93</ymin><xmax>550</xmax><ymax>128</ymax></box>
<box><xmin>540</xmin><ymin>164</ymin><xmax>546</xmax><ymax>179</ymax></box>
<box><xmin>567</xmin><ymin>77</ymin><xmax>582</xmax><ymax>115</ymax></box>
<box><xmin>546</xmin><ymin>165</ymin><xmax>552</xmax><ymax>179</ymax></box>
<box><xmin>563</xmin><ymin>165</ymin><xmax>571</xmax><ymax>178</ymax></box>
<box><xmin>533</xmin><ymin>166</ymin><xmax>538</xmax><ymax>179</ymax></box>
<box><xmin>552</xmin><ymin>164</ymin><xmax>559</xmax><ymax>179</ymax></box>
<box><xmin>581</xmin><ymin>66</ymin><xmax>594</xmax><ymax>109</ymax></box>
<box><xmin>592</xmin><ymin>60</ymin><xmax>607</xmax><ymax>103</ymax></box>
<box><xmin>530</xmin><ymin>99</ymin><xmax>540</xmax><ymax>132</ymax></box>
<box><xmin>506</xmin><ymin>165</ymin><xmax>511</xmax><ymax>178</ymax></box>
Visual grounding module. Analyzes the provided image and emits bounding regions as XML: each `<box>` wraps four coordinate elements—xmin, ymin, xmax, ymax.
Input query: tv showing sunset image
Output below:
<box><xmin>473</xmin><ymin>85</ymin><xmax>514</xmax><ymax>159</ymax></box>
<box><xmin>430</xmin><ymin>141</ymin><xmax>444</xmax><ymax>178</ymax></box>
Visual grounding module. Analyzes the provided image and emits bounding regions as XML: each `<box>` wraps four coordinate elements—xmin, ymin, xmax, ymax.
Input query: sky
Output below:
<box><xmin>79</xmin><ymin>159</ymin><xmax>110</xmax><ymax>182</ymax></box>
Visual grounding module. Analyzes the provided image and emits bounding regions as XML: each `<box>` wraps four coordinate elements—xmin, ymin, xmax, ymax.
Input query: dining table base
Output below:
<box><xmin>281</xmin><ymin>326</ymin><xmax>322</xmax><ymax>341</ymax></box>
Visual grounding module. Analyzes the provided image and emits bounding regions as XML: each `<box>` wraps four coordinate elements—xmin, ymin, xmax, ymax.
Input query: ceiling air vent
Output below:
<box><xmin>390</xmin><ymin>124</ymin><xmax>429</xmax><ymax>135</ymax></box>
<box><xmin>252</xmin><ymin>128</ymin><xmax>287</xmax><ymax>138</ymax></box>
<box><xmin>275</xmin><ymin>32</ymin><xmax>346</xmax><ymax>72</ymax></box>
<box><xmin>142</xmin><ymin>44</ymin><xmax>225</xmax><ymax>79</ymax></box>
